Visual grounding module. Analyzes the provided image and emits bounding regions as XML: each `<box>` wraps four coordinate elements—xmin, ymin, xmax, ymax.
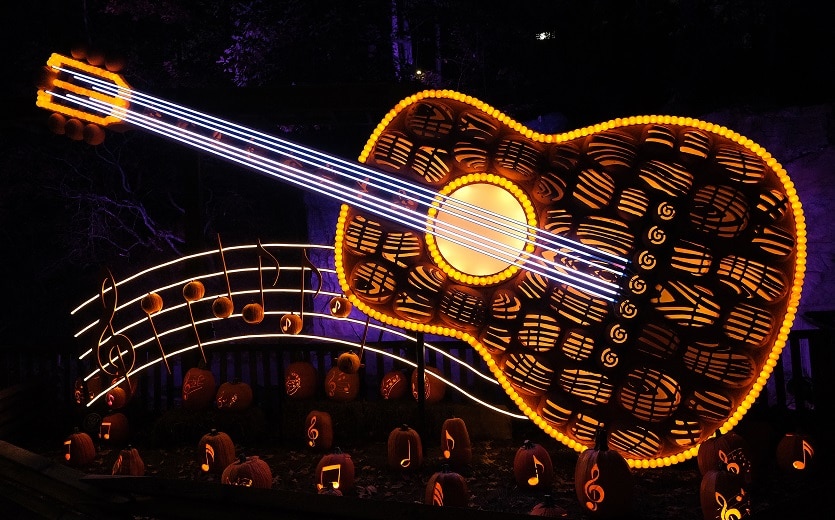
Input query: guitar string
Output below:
<box><xmin>66</xmin><ymin>88</ymin><xmax>620</xmax><ymax>301</ymax></box>
<box><xmin>48</xmin><ymin>67</ymin><xmax>627</xmax><ymax>300</ymax></box>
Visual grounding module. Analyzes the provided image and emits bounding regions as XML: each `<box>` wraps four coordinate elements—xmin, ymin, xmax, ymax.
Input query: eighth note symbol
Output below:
<box><xmin>443</xmin><ymin>430</ymin><xmax>455</xmax><ymax>459</ymax></box>
<box><xmin>528</xmin><ymin>455</ymin><xmax>544</xmax><ymax>486</ymax></box>
<box><xmin>201</xmin><ymin>444</ymin><xmax>215</xmax><ymax>472</ymax></box>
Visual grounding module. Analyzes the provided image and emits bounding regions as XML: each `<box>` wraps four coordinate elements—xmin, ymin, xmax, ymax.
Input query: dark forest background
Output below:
<box><xmin>3</xmin><ymin>0</ymin><xmax>834</xmax><ymax>347</ymax></box>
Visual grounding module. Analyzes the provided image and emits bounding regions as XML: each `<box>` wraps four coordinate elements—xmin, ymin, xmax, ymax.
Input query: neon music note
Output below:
<box><xmin>583</xmin><ymin>464</ymin><xmax>605</xmax><ymax>511</ymax></box>
<box><xmin>443</xmin><ymin>430</ymin><xmax>455</xmax><ymax>459</ymax></box>
<box><xmin>64</xmin><ymin>440</ymin><xmax>72</xmax><ymax>461</ymax></box>
<box><xmin>793</xmin><ymin>440</ymin><xmax>814</xmax><ymax>470</ymax></box>
<box><xmin>400</xmin><ymin>440</ymin><xmax>411</xmax><ymax>468</ymax></box>
<box><xmin>140</xmin><ymin>291</ymin><xmax>171</xmax><ymax>374</ymax></box>
<box><xmin>182</xmin><ymin>278</ymin><xmax>208</xmax><ymax>363</ymax></box>
<box><xmin>318</xmin><ymin>463</ymin><xmax>341</xmax><ymax>490</ymax></box>
<box><xmin>242</xmin><ymin>239</ymin><xmax>280</xmax><ymax>325</ymax></box>
<box><xmin>100</xmin><ymin>421</ymin><xmax>112</xmax><ymax>440</ymax></box>
<box><xmin>201</xmin><ymin>444</ymin><xmax>215</xmax><ymax>472</ymax></box>
<box><xmin>211</xmin><ymin>233</ymin><xmax>235</xmax><ymax>319</ymax></box>
<box><xmin>307</xmin><ymin>416</ymin><xmax>319</xmax><ymax>447</ymax></box>
<box><xmin>528</xmin><ymin>455</ymin><xmax>544</xmax><ymax>486</ymax></box>
<box><xmin>96</xmin><ymin>269</ymin><xmax>136</xmax><ymax>393</ymax></box>
<box><xmin>280</xmin><ymin>248</ymin><xmax>321</xmax><ymax>335</ymax></box>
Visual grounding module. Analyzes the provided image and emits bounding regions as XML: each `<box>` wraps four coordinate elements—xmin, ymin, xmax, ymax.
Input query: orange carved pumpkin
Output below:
<box><xmin>63</xmin><ymin>428</ymin><xmax>95</xmax><ymax>467</ymax></box>
<box><xmin>305</xmin><ymin>410</ymin><xmax>334</xmax><ymax>452</ymax></box>
<box><xmin>221</xmin><ymin>454</ymin><xmax>273</xmax><ymax>489</ymax></box>
<box><xmin>411</xmin><ymin>366</ymin><xmax>446</xmax><ymax>403</ymax></box>
<box><xmin>699</xmin><ymin>466</ymin><xmax>750</xmax><ymax>520</ymax></box>
<box><xmin>285</xmin><ymin>360</ymin><xmax>318</xmax><ymax>400</ymax></box>
<box><xmin>215</xmin><ymin>378</ymin><xmax>253</xmax><ymax>411</ymax></box>
<box><xmin>441</xmin><ymin>417</ymin><xmax>472</xmax><ymax>468</ymax></box>
<box><xmin>198</xmin><ymin>429</ymin><xmax>236</xmax><ymax>474</ymax></box>
<box><xmin>379</xmin><ymin>369</ymin><xmax>407</xmax><ymax>400</ymax></box>
<box><xmin>315</xmin><ymin>447</ymin><xmax>355</xmax><ymax>493</ymax></box>
<box><xmin>424</xmin><ymin>465</ymin><xmax>468</xmax><ymax>507</ymax></box>
<box><xmin>387</xmin><ymin>424</ymin><xmax>423</xmax><ymax>471</ymax></box>
<box><xmin>112</xmin><ymin>445</ymin><xmax>145</xmax><ymax>476</ymax></box>
<box><xmin>574</xmin><ymin>428</ymin><xmax>634</xmax><ymax>519</ymax></box>
<box><xmin>513</xmin><ymin>439</ymin><xmax>553</xmax><ymax>490</ymax></box>
<box><xmin>697</xmin><ymin>430</ymin><xmax>753</xmax><ymax>485</ymax></box>
<box><xmin>99</xmin><ymin>412</ymin><xmax>130</xmax><ymax>445</ymax></box>
<box><xmin>324</xmin><ymin>366</ymin><xmax>360</xmax><ymax>402</ymax></box>
<box><xmin>775</xmin><ymin>432</ymin><xmax>816</xmax><ymax>474</ymax></box>
<box><xmin>182</xmin><ymin>365</ymin><xmax>216</xmax><ymax>411</ymax></box>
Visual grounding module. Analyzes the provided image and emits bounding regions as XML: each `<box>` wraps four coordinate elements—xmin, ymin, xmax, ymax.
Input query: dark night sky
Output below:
<box><xmin>3</xmin><ymin>1</ymin><xmax>835</xmax><ymax>348</ymax></box>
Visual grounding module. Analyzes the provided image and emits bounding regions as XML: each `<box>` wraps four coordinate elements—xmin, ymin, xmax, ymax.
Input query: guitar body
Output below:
<box><xmin>337</xmin><ymin>90</ymin><xmax>804</xmax><ymax>464</ymax></box>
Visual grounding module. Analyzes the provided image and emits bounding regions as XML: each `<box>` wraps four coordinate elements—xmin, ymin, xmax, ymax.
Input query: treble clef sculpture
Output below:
<box><xmin>96</xmin><ymin>269</ymin><xmax>136</xmax><ymax>395</ymax></box>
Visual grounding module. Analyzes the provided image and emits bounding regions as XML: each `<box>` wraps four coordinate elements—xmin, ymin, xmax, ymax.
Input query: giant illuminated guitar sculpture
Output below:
<box><xmin>37</xmin><ymin>53</ymin><xmax>806</xmax><ymax>468</ymax></box>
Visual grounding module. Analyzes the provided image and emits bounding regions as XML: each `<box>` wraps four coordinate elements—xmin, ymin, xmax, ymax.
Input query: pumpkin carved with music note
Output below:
<box><xmin>305</xmin><ymin>410</ymin><xmax>333</xmax><ymax>452</ymax></box>
<box><xmin>198</xmin><ymin>429</ymin><xmax>236</xmax><ymax>474</ymax></box>
<box><xmin>285</xmin><ymin>360</ymin><xmax>318</xmax><ymax>400</ymax></box>
<box><xmin>182</xmin><ymin>365</ymin><xmax>216</xmax><ymax>411</ymax></box>
<box><xmin>410</xmin><ymin>366</ymin><xmax>446</xmax><ymax>403</ymax></box>
<box><xmin>379</xmin><ymin>369</ymin><xmax>407</xmax><ymax>400</ymax></box>
<box><xmin>699</xmin><ymin>466</ymin><xmax>750</xmax><ymax>520</ymax></box>
<box><xmin>112</xmin><ymin>445</ymin><xmax>145</xmax><ymax>476</ymax></box>
<box><xmin>424</xmin><ymin>465</ymin><xmax>468</xmax><ymax>507</ymax></box>
<box><xmin>441</xmin><ymin>417</ymin><xmax>472</xmax><ymax>468</ymax></box>
<box><xmin>324</xmin><ymin>366</ymin><xmax>360</xmax><ymax>402</ymax></box>
<box><xmin>574</xmin><ymin>429</ymin><xmax>634</xmax><ymax>518</ymax></box>
<box><xmin>215</xmin><ymin>378</ymin><xmax>253</xmax><ymax>411</ymax></box>
<box><xmin>63</xmin><ymin>428</ymin><xmax>96</xmax><ymax>467</ymax></box>
<box><xmin>99</xmin><ymin>412</ymin><xmax>130</xmax><ymax>445</ymax></box>
<box><xmin>315</xmin><ymin>447</ymin><xmax>355</xmax><ymax>493</ymax></box>
<box><xmin>513</xmin><ymin>439</ymin><xmax>553</xmax><ymax>490</ymax></box>
<box><xmin>387</xmin><ymin>424</ymin><xmax>423</xmax><ymax>471</ymax></box>
<box><xmin>221</xmin><ymin>454</ymin><xmax>273</xmax><ymax>489</ymax></box>
<box><xmin>775</xmin><ymin>432</ymin><xmax>815</xmax><ymax>474</ymax></box>
<box><xmin>697</xmin><ymin>430</ymin><xmax>753</xmax><ymax>485</ymax></box>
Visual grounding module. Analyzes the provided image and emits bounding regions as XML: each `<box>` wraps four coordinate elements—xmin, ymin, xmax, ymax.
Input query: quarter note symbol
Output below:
<box><xmin>212</xmin><ymin>233</ymin><xmax>235</xmax><ymax>319</ymax></box>
<box><xmin>201</xmin><ymin>444</ymin><xmax>215</xmax><ymax>472</ymax></box>
<box><xmin>443</xmin><ymin>430</ymin><xmax>455</xmax><ymax>459</ymax></box>
<box><xmin>528</xmin><ymin>455</ymin><xmax>544</xmax><ymax>486</ymax></box>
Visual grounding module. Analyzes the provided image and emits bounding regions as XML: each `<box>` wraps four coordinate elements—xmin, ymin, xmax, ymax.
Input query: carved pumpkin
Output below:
<box><xmin>221</xmin><ymin>454</ymin><xmax>273</xmax><ymax>489</ymax></box>
<box><xmin>699</xmin><ymin>467</ymin><xmax>750</xmax><ymax>520</ymax></box>
<box><xmin>324</xmin><ymin>366</ymin><xmax>360</xmax><ymax>402</ymax></box>
<box><xmin>529</xmin><ymin>494</ymin><xmax>569</xmax><ymax>517</ymax></box>
<box><xmin>697</xmin><ymin>430</ymin><xmax>753</xmax><ymax>485</ymax></box>
<box><xmin>328</xmin><ymin>295</ymin><xmax>352</xmax><ymax>318</ymax></box>
<box><xmin>182</xmin><ymin>365</ymin><xmax>216</xmax><ymax>411</ymax></box>
<box><xmin>105</xmin><ymin>386</ymin><xmax>128</xmax><ymax>410</ymax></box>
<box><xmin>411</xmin><ymin>366</ymin><xmax>446</xmax><ymax>403</ymax></box>
<box><xmin>336</xmin><ymin>351</ymin><xmax>362</xmax><ymax>374</ymax></box>
<box><xmin>441</xmin><ymin>417</ymin><xmax>472</xmax><ymax>468</ymax></box>
<box><xmin>514</xmin><ymin>439</ymin><xmax>553</xmax><ymax>490</ymax></box>
<box><xmin>198</xmin><ymin>429</ymin><xmax>236</xmax><ymax>474</ymax></box>
<box><xmin>305</xmin><ymin>410</ymin><xmax>334</xmax><ymax>452</ymax></box>
<box><xmin>574</xmin><ymin>429</ymin><xmax>634</xmax><ymax>519</ymax></box>
<box><xmin>215</xmin><ymin>378</ymin><xmax>253</xmax><ymax>411</ymax></box>
<box><xmin>387</xmin><ymin>424</ymin><xmax>423</xmax><ymax>471</ymax></box>
<box><xmin>63</xmin><ymin>428</ymin><xmax>95</xmax><ymax>467</ymax></box>
<box><xmin>285</xmin><ymin>360</ymin><xmax>318</xmax><ymax>400</ymax></box>
<box><xmin>379</xmin><ymin>369</ymin><xmax>407</xmax><ymax>400</ymax></box>
<box><xmin>424</xmin><ymin>465</ymin><xmax>468</xmax><ymax>507</ymax></box>
<box><xmin>315</xmin><ymin>447</ymin><xmax>355</xmax><ymax>493</ymax></box>
<box><xmin>112</xmin><ymin>445</ymin><xmax>145</xmax><ymax>476</ymax></box>
<box><xmin>775</xmin><ymin>432</ymin><xmax>816</xmax><ymax>474</ymax></box>
<box><xmin>99</xmin><ymin>412</ymin><xmax>130</xmax><ymax>445</ymax></box>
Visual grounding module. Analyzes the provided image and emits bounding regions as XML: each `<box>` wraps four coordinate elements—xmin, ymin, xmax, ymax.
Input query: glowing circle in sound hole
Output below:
<box><xmin>431</xmin><ymin>182</ymin><xmax>528</xmax><ymax>277</ymax></box>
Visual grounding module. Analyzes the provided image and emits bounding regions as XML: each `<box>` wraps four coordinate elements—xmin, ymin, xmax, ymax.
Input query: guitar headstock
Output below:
<box><xmin>36</xmin><ymin>53</ymin><xmax>132</xmax><ymax>140</ymax></box>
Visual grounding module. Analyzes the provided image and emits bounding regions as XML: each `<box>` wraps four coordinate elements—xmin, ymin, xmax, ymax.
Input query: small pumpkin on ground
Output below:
<box><xmin>315</xmin><ymin>447</ymin><xmax>355</xmax><ymax>493</ymax></box>
<box><xmin>441</xmin><ymin>416</ymin><xmax>472</xmax><ymax>468</ymax></box>
<box><xmin>529</xmin><ymin>494</ymin><xmax>569</xmax><ymax>517</ymax></box>
<box><xmin>198</xmin><ymin>429</ymin><xmax>236</xmax><ymax>474</ymax></box>
<box><xmin>221</xmin><ymin>454</ymin><xmax>273</xmax><ymax>489</ymax></box>
<box><xmin>574</xmin><ymin>428</ymin><xmax>634</xmax><ymax>519</ymax></box>
<box><xmin>514</xmin><ymin>439</ymin><xmax>553</xmax><ymax>490</ymax></box>
<box><xmin>305</xmin><ymin>410</ymin><xmax>334</xmax><ymax>452</ymax></box>
<box><xmin>112</xmin><ymin>445</ymin><xmax>145</xmax><ymax>476</ymax></box>
<box><xmin>425</xmin><ymin>465</ymin><xmax>469</xmax><ymax>507</ymax></box>
<box><xmin>63</xmin><ymin>428</ymin><xmax>96</xmax><ymax>467</ymax></box>
<box><xmin>387</xmin><ymin>424</ymin><xmax>423</xmax><ymax>471</ymax></box>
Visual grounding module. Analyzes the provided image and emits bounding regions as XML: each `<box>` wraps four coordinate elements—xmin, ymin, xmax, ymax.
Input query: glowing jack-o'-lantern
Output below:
<box><xmin>441</xmin><ymin>417</ymin><xmax>472</xmax><ymax>468</ymax></box>
<box><xmin>699</xmin><ymin>466</ymin><xmax>750</xmax><ymax>520</ymax></box>
<box><xmin>182</xmin><ymin>365</ymin><xmax>217</xmax><ymax>411</ymax></box>
<box><xmin>198</xmin><ymin>429</ymin><xmax>236</xmax><ymax>474</ymax></box>
<box><xmin>697</xmin><ymin>430</ymin><xmax>753</xmax><ymax>485</ymax></box>
<box><xmin>112</xmin><ymin>445</ymin><xmax>145</xmax><ymax>476</ymax></box>
<box><xmin>285</xmin><ymin>360</ymin><xmax>318</xmax><ymax>400</ymax></box>
<box><xmin>215</xmin><ymin>378</ymin><xmax>253</xmax><ymax>411</ymax></box>
<box><xmin>776</xmin><ymin>432</ymin><xmax>816</xmax><ymax>474</ymax></box>
<box><xmin>63</xmin><ymin>428</ymin><xmax>96</xmax><ymax>467</ymax></box>
<box><xmin>411</xmin><ymin>366</ymin><xmax>446</xmax><ymax>403</ymax></box>
<box><xmin>387</xmin><ymin>424</ymin><xmax>423</xmax><ymax>471</ymax></box>
<box><xmin>424</xmin><ymin>465</ymin><xmax>468</xmax><ymax>507</ymax></box>
<box><xmin>315</xmin><ymin>448</ymin><xmax>355</xmax><ymax>493</ymax></box>
<box><xmin>574</xmin><ymin>429</ymin><xmax>634</xmax><ymax>518</ymax></box>
<box><xmin>380</xmin><ymin>370</ymin><xmax>407</xmax><ymax>400</ymax></box>
<box><xmin>305</xmin><ymin>410</ymin><xmax>334</xmax><ymax>452</ymax></box>
<box><xmin>513</xmin><ymin>439</ymin><xmax>553</xmax><ymax>490</ymax></box>
<box><xmin>328</xmin><ymin>295</ymin><xmax>352</xmax><ymax>318</ymax></box>
<box><xmin>99</xmin><ymin>412</ymin><xmax>130</xmax><ymax>445</ymax></box>
<box><xmin>221</xmin><ymin>454</ymin><xmax>273</xmax><ymax>489</ymax></box>
<box><xmin>324</xmin><ymin>366</ymin><xmax>360</xmax><ymax>402</ymax></box>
